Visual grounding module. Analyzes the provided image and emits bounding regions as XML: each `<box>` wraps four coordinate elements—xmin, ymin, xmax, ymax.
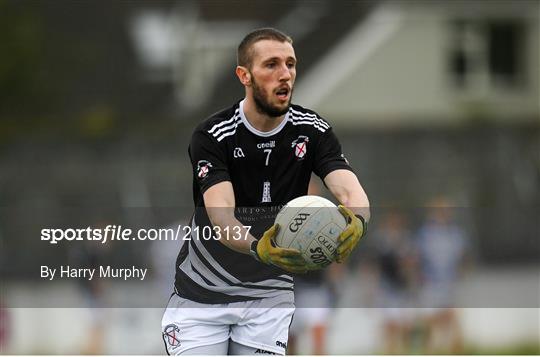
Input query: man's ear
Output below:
<box><xmin>235</xmin><ymin>66</ymin><xmax>251</xmax><ymax>86</ymax></box>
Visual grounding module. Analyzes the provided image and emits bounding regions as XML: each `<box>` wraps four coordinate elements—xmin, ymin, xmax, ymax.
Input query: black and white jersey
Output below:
<box><xmin>174</xmin><ymin>99</ymin><xmax>353</xmax><ymax>304</ymax></box>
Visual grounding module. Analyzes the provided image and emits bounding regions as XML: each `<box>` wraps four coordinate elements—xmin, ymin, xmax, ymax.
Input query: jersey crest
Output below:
<box><xmin>196</xmin><ymin>160</ymin><xmax>213</xmax><ymax>179</ymax></box>
<box><xmin>291</xmin><ymin>135</ymin><xmax>309</xmax><ymax>160</ymax></box>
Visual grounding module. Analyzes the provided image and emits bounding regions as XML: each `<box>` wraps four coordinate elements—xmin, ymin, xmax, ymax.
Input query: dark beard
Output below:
<box><xmin>251</xmin><ymin>76</ymin><xmax>291</xmax><ymax>117</ymax></box>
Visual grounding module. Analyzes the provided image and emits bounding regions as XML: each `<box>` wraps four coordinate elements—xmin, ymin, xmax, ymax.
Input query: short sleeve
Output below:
<box><xmin>313</xmin><ymin>128</ymin><xmax>353</xmax><ymax>179</ymax></box>
<box><xmin>189</xmin><ymin>130</ymin><xmax>230</xmax><ymax>194</ymax></box>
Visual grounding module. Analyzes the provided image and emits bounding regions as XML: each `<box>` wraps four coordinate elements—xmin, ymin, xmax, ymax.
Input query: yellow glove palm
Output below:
<box><xmin>255</xmin><ymin>224</ymin><xmax>309</xmax><ymax>274</ymax></box>
<box><xmin>336</xmin><ymin>205</ymin><xmax>367</xmax><ymax>263</ymax></box>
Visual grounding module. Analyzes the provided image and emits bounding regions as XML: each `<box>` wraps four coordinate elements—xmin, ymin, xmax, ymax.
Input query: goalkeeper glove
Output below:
<box><xmin>336</xmin><ymin>205</ymin><xmax>367</xmax><ymax>263</ymax></box>
<box><xmin>250</xmin><ymin>224</ymin><xmax>309</xmax><ymax>274</ymax></box>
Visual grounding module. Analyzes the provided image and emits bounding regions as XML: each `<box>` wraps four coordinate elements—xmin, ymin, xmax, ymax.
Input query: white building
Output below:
<box><xmin>295</xmin><ymin>0</ymin><xmax>539</xmax><ymax>127</ymax></box>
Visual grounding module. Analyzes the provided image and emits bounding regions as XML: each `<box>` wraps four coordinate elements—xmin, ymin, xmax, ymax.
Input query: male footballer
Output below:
<box><xmin>162</xmin><ymin>28</ymin><xmax>370</xmax><ymax>355</ymax></box>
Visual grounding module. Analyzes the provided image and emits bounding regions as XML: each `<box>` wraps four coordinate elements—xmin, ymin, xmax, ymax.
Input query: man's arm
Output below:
<box><xmin>203</xmin><ymin>181</ymin><xmax>308</xmax><ymax>273</ymax></box>
<box><xmin>203</xmin><ymin>181</ymin><xmax>254</xmax><ymax>254</ymax></box>
<box><xmin>324</xmin><ymin>169</ymin><xmax>370</xmax><ymax>222</ymax></box>
<box><xmin>324</xmin><ymin>169</ymin><xmax>370</xmax><ymax>262</ymax></box>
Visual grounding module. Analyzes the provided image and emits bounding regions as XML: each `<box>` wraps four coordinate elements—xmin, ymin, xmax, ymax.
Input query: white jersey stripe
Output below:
<box><xmin>188</xmin><ymin>239</ymin><xmax>293</xmax><ymax>290</ymax></box>
<box><xmin>211</xmin><ymin>115</ymin><xmax>241</xmax><ymax>138</ymax></box>
<box><xmin>185</xmin><ymin>241</ymin><xmax>230</xmax><ymax>286</ymax></box>
<box><xmin>290</xmin><ymin>107</ymin><xmax>317</xmax><ymax>117</ymax></box>
<box><xmin>190</xmin><ymin>222</ymin><xmax>241</xmax><ymax>283</ymax></box>
<box><xmin>216</xmin><ymin>127</ymin><xmax>240</xmax><ymax>142</ymax></box>
<box><xmin>290</xmin><ymin>108</ymin><xmax>329</xmax><ymax>125</ymax></box>
<box><xmin>289</xmin><ymin>109</ymin><xmax>330</xmax><ymax>129</ymax></box>
<box><xmin>289</xmin><ymin>117</ymin><xmax>328</xmax><ymax>128</ymax></box>
<box><xmin>181</xmin><ymin>241</ymin><xmax>292</xmax><ymax>298</ymax></box>
<box><xmin>216</xmin><ymin>121</ymin><xmax>244</xmax><ymax>141</ymax></box>
<box><xmin>289</xmin><ymin>116</ymin><xmax>330</xmax><ymax>131</ymax></box>
<box><xmin>279</xmin><ymin>274</ymin><xmax>293</xmax><ymax>282</ymax></box>
<box><xmin>188</xmin><ymin>218</ymin><xmax>293</xmax><ymax>289</ymax></box>
<box><xmin>289</xmin><ymin>117</ymin><xmax>326</xmax><ymax>126</ymax></box>
<box><xmin>208</xmin><ymin>108</ymin><xmax>240</xmax><ymax>134</ymax></box>
<box><xmin>180</xmin><ymin>256</ymin><xmax>288</xmax><ymax>298</ymax></box>
<box><xmin>182</xmin><ymin>246</ymin><xmax>293</xmax><ymax>296</ymax></box>
<box><xmin>290</xmin><ymin>113</ymin><xmax>330</xmax><ymax>129</ymax></box>
<box><xmin>289</xmin><ymin>119</ymin><xmax>327</xmax><ymax>133</ymax></box>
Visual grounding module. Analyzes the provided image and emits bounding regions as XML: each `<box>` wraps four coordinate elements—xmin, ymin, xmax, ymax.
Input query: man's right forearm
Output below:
<box><xmin>205</xmin><ymin>206</ymin><xmax>256</xmax><ymax>255</ymax></box>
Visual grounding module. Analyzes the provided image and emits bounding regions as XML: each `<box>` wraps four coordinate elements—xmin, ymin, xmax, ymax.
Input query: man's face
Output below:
<box><xmin>248</xmin><ymin>40</ymin><xmax>296</xmax><ymax>117</ymax></box>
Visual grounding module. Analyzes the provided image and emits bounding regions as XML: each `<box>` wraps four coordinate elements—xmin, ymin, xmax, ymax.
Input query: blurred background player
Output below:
<box><xmin>416</xmin><ymin>196</ymin><xmax>467</xmax><ymax>354</ymax></box>
<box><xmin>371</xmin><ymin>210</ymin><xmax>418</xmax><ymax>354</ymax></box>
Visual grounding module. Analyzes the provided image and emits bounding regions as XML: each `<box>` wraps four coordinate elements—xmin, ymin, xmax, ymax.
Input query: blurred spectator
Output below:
<box><xmin>416</xmin><ymin>197</ymin><xmax>467</xmax><ymax>354</ymax></box>
<box><xmin>372</xmin><ymin>210</ymin><xmax>418</xmax><ymax>354</ymax></box>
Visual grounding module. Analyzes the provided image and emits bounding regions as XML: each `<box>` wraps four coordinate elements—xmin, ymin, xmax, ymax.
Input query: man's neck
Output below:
<box><xmin>242</xmin><ymin>97</ymin><xmax>286</xmax><ymax>133</ymax></box>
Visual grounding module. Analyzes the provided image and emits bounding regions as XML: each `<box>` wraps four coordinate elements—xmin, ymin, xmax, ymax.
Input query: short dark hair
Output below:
<box><xmin>237</xmin><ymin>28</ymin><xmax>293</xmax><ymax>68</ymax></box>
